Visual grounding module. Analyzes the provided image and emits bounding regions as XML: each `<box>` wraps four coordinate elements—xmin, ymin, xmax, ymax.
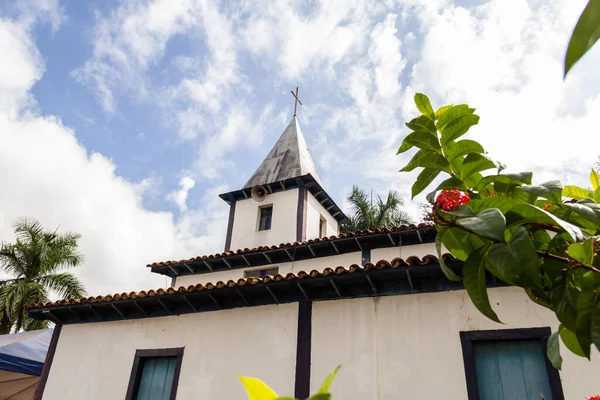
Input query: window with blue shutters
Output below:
<box><xmin>460</xmin><ymin>328</ymin><xmax>564</xmax><ymax>400</ymax></box>
<box><xmin>126</xmin><ymin>348</ymin><xmax>184</xmax><ymax>400</ymax></box>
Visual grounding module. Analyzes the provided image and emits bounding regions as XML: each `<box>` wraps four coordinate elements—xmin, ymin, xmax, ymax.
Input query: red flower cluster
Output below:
<box><xmin>587</xmin><ymin>396</ymin><xmax>600</xmax><ymax>400</ymax></box>
<box><xmin>436</xmin><ymin>190</ymin><xmax>471</xmax><ymax>211</ymax></box>
<box><xmin>543</xmin><ymin>203</ymin><xmax>553</xmax><ymax>211</ymax></box>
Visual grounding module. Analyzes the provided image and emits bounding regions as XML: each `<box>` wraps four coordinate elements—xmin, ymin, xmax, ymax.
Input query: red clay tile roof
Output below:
<box><xmin>146</xmin><ymin>223</ymin><xmax>434</xmax><ymax>268</ymax></box>
<box><xmin>28</xmin><ymin>253</ymin><xmax>453</xmax><ymax>310</ymax></box>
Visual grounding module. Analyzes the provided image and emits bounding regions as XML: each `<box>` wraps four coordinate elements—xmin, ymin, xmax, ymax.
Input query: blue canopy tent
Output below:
<box><xmin>0</xmin><ymin>329</ymin><xmax>52</xmax><ymax>400</ymax></box>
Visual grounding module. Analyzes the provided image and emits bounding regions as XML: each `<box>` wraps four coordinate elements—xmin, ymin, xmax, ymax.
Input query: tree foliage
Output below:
<box><xmin>0</xmin><ymin>218</ymin><xmax>86</xmax><ymax>333</ymax></box>
<box><xmin>398</xmin><ymin>93</ymin><xmax>600</xmax><ymax>369</ymax></box>
<box><xmin>341</xmin><ymin>186</ymin><xmax>412</xmax><ymax>233</ymax></box>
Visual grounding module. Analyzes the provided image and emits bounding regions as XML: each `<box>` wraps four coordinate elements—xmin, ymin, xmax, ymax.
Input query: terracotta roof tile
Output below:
<box><xmin>146</xmin><ymin>224</ymin><xmax>433</xmax><ymax>268</ymax></box>
<box><xmin>27</xmin><ymin>253</ymin><xmax>455</xmax><ymax>311</ymax></box>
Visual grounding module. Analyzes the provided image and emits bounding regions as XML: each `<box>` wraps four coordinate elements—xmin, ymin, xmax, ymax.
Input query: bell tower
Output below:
<box><xmin>219</xmin><ymin>112</ymin><xmax>347</xmax><ymax>251</ymax></box>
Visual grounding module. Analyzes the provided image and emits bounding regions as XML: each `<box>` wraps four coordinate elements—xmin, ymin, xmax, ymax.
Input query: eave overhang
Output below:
<box><xmin>27</xmin><ymin>255</ymin><xmax>508</xmax><ymax>326</ymax></box>
<box><xmin>149</xmin><ymin>224</ymin><xmax>436</xmax><ymax>278</ymax></box>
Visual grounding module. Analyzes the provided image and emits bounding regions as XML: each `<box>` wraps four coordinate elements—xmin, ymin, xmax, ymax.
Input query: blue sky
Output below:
<box><xmin>1</xmin><ymin>0</ymin><xmax>599</xmax><ymax>295</ymax></box>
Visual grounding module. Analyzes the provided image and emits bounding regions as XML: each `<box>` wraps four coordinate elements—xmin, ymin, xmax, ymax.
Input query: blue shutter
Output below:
<box><xmin>473</xmin><ymin>339</ymin><xmax>553</xmax><ymax>400</ymax></box>
<box><xmin>136</xmin><ymin>357</ymin><xmax>177</xmax><ymax>400</ymax></box>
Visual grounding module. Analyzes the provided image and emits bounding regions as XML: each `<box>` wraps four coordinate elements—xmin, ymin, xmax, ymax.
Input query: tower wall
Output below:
<box><xmin>229</xmin><ymin>188</ymin><xmax>300</xmax><ymax>250</ymax></box>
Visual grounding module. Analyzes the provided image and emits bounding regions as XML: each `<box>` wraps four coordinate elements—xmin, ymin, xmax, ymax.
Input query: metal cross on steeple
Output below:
<box><xmin>290</xmin><ymin>86</ymin><xmax>302</xmax><ymax>117</ymax></box>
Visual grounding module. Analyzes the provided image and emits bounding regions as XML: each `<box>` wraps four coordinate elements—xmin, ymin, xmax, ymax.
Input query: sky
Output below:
<box><xmin>1</xmin><ymin>0</ymin><xmax>599</xmax><ymax>297</ymax></box>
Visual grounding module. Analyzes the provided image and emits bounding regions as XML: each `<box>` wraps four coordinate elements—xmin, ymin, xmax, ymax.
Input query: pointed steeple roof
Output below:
<box><xmin>243</xmin><ymin>117</ymin><xmax>321</xmax><ymax>188</ymax></box>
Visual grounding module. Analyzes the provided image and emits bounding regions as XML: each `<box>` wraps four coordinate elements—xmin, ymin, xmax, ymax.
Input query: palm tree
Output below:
<box><xmin>0</xmin><ymin>218</ymin><xmax>86</xmax><ymax>334</ymax></box>
<box><xmin>341</xmin><ymin>186</ymin><xmax>413</xmax><ymax>233</ymax></box>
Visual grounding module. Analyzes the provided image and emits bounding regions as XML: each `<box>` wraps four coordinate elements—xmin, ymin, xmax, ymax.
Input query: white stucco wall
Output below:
<box><xmin>306</xmin><ymin>192</ymin><xmax>338</xmax><ymax>239</ymax></box>
<box><xmin>371</xmin><ymin>242</ymin><xmax>437</xmax><ymax>262</ymax></box>
<box><xmin>175</xmin><ymin>243</ymin><xmax>439</xmax><ymax>287</ymax></box>
<box><xmin>229</xmin><ymin>189</ymin><xmax>299</xmax><ymax>250</ymax></box>
<box><xmin>43</xmin><ymin>303</ymin><xmax>298</xmax><ymax>400</ymax></box>
<box><xmin>311</xmin><ymin>287</ymin><xmax>600</xmax><ymax>400</ymax></box>
<box><xmin>175</xmin><ymin>252</ymin><xmax>362</xmax><ymax>287</ymax></box>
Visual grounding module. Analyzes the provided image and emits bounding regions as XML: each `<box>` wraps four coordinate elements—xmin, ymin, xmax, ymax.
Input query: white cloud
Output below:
<box><xmin>169</xmin><ymin>176</ymin><xmax>196</xmax><ymax>212</ymax></box>
<box><xmin>0</xmin><ymin>9</ymin><xmax>226</xmax><ymax>297</ymax></box>
<box><xmin>72</xmin><ymin>0</ymin><xmax>200</xmax><ymax>112</ymax></box>
<box><xmin>240</xmin><ymin>0</ymin><xmax>375</xmax><ymax>79</ymax></box>
<box><xmin>401</xmin><ymin>0</ymin><xmax>600</xmax><ymax>193</ymax></box>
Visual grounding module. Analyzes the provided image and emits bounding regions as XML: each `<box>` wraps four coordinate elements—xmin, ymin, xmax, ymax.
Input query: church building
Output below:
<box><xmin>27</xmin><ymin>97</ymin><xmax>599</xmax><ymax>399</ymax></box>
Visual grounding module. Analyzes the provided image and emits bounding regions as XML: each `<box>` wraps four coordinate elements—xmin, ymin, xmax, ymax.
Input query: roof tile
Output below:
<box><xmin>146</xmin><ymin>224</ymin><xmax>433</xmax><ymax>268</ymax></box>
<box><xmin>27</xmin><ymin>253</ymin><xmax>455</xmax><ymax>311</ymax></box>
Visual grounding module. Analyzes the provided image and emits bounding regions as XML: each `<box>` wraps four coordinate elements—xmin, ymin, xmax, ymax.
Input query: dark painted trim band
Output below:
<box><xmin>224</xmin><ymin>201</ymin><xmax>236</xmax><ymax>251</ymax></box>
<box><xmin>296</xmin><ymin>187</ymin><xmax>307</xmax><ymax>242</ymax></box>
<box><xmin>33</xmin><ymin>324</ymin><xmax>62</xmax><ymax>400</ymax></box>
<box><xmin>294</xmin><ymin>301</ymin><xmax>312</xmax><ymax>399</ymax></box>
<box><xmin>125</xmin><ymin>347</ymin><xmax>185</xmax><ymax>400</ymax></box>
<box><xmin>459</xmin><ymin>327</ymin><xmax>564</xmax><ymax>400</ymax></box>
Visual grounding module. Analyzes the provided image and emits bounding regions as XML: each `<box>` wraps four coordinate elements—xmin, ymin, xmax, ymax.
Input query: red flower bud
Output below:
<box><xmin>435</xmin><ymin>190</ymin><xmax>471</xmax><ymax>211</ymax></box>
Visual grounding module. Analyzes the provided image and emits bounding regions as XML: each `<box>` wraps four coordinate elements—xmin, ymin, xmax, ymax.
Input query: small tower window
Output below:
<box><xmin>258</xmin><ymin>205</ymin><xmax>273</xmax><ymax>231</ymax></box>
<box><xmin>319</xmin><ymin>216</ymin><xmax>327</xmax><ymax>237</ymax></box>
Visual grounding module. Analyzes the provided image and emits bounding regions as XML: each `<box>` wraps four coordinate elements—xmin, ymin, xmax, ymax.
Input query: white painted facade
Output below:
<box><xmin>306</xmin><ymin>192</ymin><xmax>339</xmax><ymax>239</ymax></box>
<box><xmin>43</xmin><ymin>287</ymin><xmax>599</xmax><ymax>399</ymax></box>
<box><xmin>174</xmin><ymin>243</ymin><xmax>437</xmax><ymax>287</ymax></box>
<box><xmin>43</xmin><ymin>304</ymin><xmax>298</xmax><ymax>400</ymax></box>
<box><xmin>229</xmin><ymin>189</ymin><xmax>300</xmax><ymax>250</ymax></box>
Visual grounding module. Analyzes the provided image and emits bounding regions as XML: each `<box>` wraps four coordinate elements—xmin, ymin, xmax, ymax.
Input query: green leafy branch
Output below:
<box><xmin>399</xmin><ymin>93</ymin><xmax>600</xmax><ymax>370</ymax></box>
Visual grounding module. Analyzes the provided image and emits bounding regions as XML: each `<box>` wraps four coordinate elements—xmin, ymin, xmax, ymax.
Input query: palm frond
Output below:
<box><xmin>0</xmin><ymin>243</ymin><xmax>26</xmax><ymax>277</ymax></box>
<box><xmin>37</xmin><ymin>273</ymin><xmax>86</xmax><ymax>299</ymax></box>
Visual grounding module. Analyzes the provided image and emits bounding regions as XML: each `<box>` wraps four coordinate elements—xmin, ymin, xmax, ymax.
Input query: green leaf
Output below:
<box><xmin>575</xmin><ymin>291</ymin><xmax>594</xmax><ymax>359</ymax></box>
<box><xmin>532</xmin><ymin>228</ymin><xmax>552</xmax><ymax>251</ymax></box>
<box><xmin>406</xmin><ymin>115</ymin><xmax>437</xmax><ymax>135</ymax></box>
<box><xmin>444</xmin><ymin>139</ymin><xmax>485</xmax><ymax>161</ymax></box>
<box><xmin>505</xmin><ymin>204</ymin><xmax>585</xmax><ymax>242</ymax></box>
<box><xmin>435</xmin><ymin>104</ymin><xmax>453</xmax><ymax>119</ymax></box>
<box><xmin>563</xmin><ymin>185</ymin><xmax>593</xmax><ymax>200</ymax></box>
<box><xmin>502</xmin><ymin>172</ymin><xmax>532</xmax><ymax>184</ymax></box>
<box><xmin>317</xmin><ymin>365</ymin><xmax>341</xmax><ymax>394</ymax></box>
<box><xmin>519</xmin><ymin>181</ymin><xmax>563</xmax><ymax>203</ymax></box>
<box><xmin>591</xmin><ymin>169</ymin><xmax>600</xmax><ymax>191</ymax></box>
<box><xmin>275</xmin><ymin>398</ymin><xmax>296</xmax><ymax>400</ymax></box>
<box><xmin>414</xmin><ymin>93</ymin><xmax>435</xmax><ymax>121</ymax></box>
<box><xmin>434</xmin><ymin>176</ymin><xmax>467</xmax><ymax>191</ymax></box>
<box><xmin>564</xmin><ymin>202</ymin><xmax>600</xmax><ymax>226</ymax></box>
<box><xmin>435</xmin><ymin>105</ymin><xmax>473</xmax><ymax>131</ymax></box>
<box><xmin>442</xmin><ymin>205</ymin><xmax>475</xmax><ymax>218</ymax></box>
<box><xmin>238</xmin><ymin>376</ymin><xmax>279</xmax><ymax>400</ymax></box>
<box><xmin>559</xmin><ymin>325</ymin><xmax>586</xmax><ymax>358</ymax></box>
<box><xmin>400</xmin><ymin>149</ymin><xmax>427</xmax><ymax>172</ymax></box>
<box><xmin>567</xmin><ymin>237</ymin><xmax>595</xmax><ymax>266</ymax></box>
<box><xmin>476</xmin><ymin>175</ymin><xmax>524</xmax><ymax>197</ymax></box>
<box><xmin>592</xmin><ymin>300</ymin><xmax>600</xmax><ymax>352</ymax></box>
<box><xmin>460</xmin><ymin>153</ymin><xmax>496</xmax><ymax>180</ymax></box>
<box><xmin>564</xmin><ymin>0</ymin><xmax>600</xmax><ymax>77</ymax></box>
<box><xmin>486</xmin><ymin>243</ymin><xmax>530</xmax><ymax>286</ymax></box>
<box><xmin>468</xmin><ymin>197</ymin><xmax>518</xmax><ymax>214</ymax></box>
<box><xmin>404</xmin><ymin>131</ymin><xmax>441</xmax><ymax>153</ymax></box>
<box><xmin>440</xmin><ymin>114</ymin><xmax>480</xmax><ymax>145</ymax></box>
<box><xmin>552</xmin><ymin>275</ymin><xmax>578</xmax><ymax>332</ymax></box>
<box><xmin>309</xmin><ymin>395</ymin><xmax>331</xmax><ymax>400</ymax></box>
<box><xmin>547</xmin><ymin>331</ymin><xmax>562</xmax><ymax>370</ymax></box>
<box><xmin>435</xmin><ymin>230</ymin><xmax>461</xmax><ymax>281</ymax></box>
<box><xmin>417</xmin><ymin>154</ymin><xmax>452</xmax><ymax>174</ymax></box>
<box><xmin>455</xmin><ymin>208</ymin><xmax>506</xmax><ymax>242</ymax></box>
<box><xmin>594</xmin><ymin>187</ymin><xmax>600</xmax><ymax>203</ymax></box>
<box><xmin>463</xmin><ymin>245</ymin><xmax>500</xmax><ymax>323</ymax></box>
<box><xmin>411</xmin><ymin>168</ymin><xmax>440</xmax><ymax>199</ymax></box>
<box><xmin>507</xmin><ymin>227</ymin><xmax>542</xmax><ymax>289</ymax></box>
<box><xmin>397</xmin><ymin>140</ymin><xmax>414</xmax><ymax>155</ymax></box>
